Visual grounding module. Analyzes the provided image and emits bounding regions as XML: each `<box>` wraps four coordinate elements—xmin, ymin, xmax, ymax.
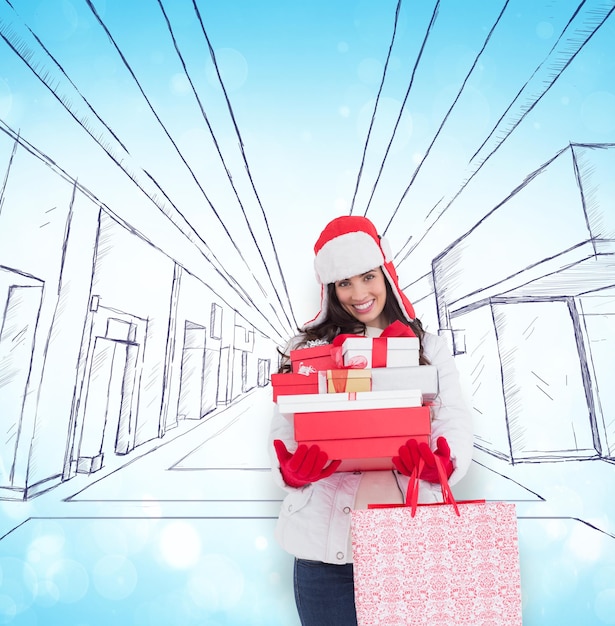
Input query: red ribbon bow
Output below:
<box><xmin>380</xmin><ymin>320</ymin><xmax>417</xmax><ymax>339</ymax></box>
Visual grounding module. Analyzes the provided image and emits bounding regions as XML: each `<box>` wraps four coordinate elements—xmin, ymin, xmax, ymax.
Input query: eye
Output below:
<box><xmin>364</xmin><ymin>273</ymin><xmax>375</xmax><ymax>281</ymax></box>
<box><xmin>337</xmin><ymin>279</ymin><xmax>351</xmax><ymax>288</ymax></box>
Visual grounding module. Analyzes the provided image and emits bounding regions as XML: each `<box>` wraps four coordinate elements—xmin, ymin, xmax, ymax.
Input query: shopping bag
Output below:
<box><xmin>350</xmin><ymin>458</ymin><xmax>523</xmax><ymax>626</ymax></box>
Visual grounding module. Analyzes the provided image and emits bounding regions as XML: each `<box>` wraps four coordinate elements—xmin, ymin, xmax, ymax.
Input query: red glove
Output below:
<box><xmin>392</xmin><ymin>437</ymin><xmax>454</xmax><ymax>483</ymax></box>
<box><xmin>274</xmin><ymin>439</ymin><xmax>342</xmax><ymax>488</ymax></box>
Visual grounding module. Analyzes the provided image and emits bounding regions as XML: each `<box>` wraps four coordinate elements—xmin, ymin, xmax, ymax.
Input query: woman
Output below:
<box><xmin>270</xmin><ymin>215</ymin><xmax>474</xmax><ymax>626</ymax></box>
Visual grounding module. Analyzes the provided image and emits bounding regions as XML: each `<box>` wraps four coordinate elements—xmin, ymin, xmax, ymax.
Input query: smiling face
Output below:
<box><xmin>334</xmin><ymin>267</ymin><xmax>389</xmax><ymax>329</ymax></box>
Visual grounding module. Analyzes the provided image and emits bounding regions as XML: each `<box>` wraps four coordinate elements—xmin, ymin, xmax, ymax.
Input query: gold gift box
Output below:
<box><xmin>326</xmin><ymin>369</ymin><xmax>372</xmax><ymax>393</ymax></box>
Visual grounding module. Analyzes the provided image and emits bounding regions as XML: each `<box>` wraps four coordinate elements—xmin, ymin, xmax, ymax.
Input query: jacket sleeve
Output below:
<box><xmin>269</xmin><ymin>335</ymin><xmax>317</xmax><ymax>493</ymax></box>
<box><xmin>269</xmin><ymin>403</ymin><xmax>320</xmax><ymax>498</ymax></box>
<box><xmin>269</xmin><ymin>403</ymin><xmax>293</xmax><ymax>487</ymax></box>
<box><xmin>424</xmin><ymin>332</ymin><xmax>474</xmax><ymax>486</ymax></box>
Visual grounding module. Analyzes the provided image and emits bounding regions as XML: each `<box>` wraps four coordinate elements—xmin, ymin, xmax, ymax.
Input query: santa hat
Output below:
<box><xmin>303</xmin><ymin>215</ymin><xmax>416</xmax><ymax>329</ymax></box>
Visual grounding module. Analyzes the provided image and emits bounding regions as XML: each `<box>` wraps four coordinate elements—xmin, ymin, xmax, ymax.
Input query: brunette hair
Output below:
<box><xmin>277</xmin><ymin>270</ymin><xmax>429</xmax><ymax>372</ymax></box>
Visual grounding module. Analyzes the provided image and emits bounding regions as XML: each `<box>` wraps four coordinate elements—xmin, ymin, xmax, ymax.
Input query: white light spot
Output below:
<box><xmin>335</xmin><ymin>197</ymin><xmax>348</xmax><ymax>212</ymax></box>
<box><xmin>170</xmin><ymin>73</ymin><xmax>191</xmax><ymax>95</ymax></box>
<box><xmin>536</xmin><ymin>21</ymin><xmax>554</xmax><ymax>39</ymax></box>
<box><xmin>46</xmin><ymin>558</ymin><xmax>89</xmax><ymax>604</ymax></box>
<box><xmin>159</xmin><ymin>521</ymin><xmax>201</xmax><ymax>569</ymax></box>
<box><xmin>206</xmin><ymin>48</ymin><xmax>248</xmax><ymax>92</ymax></box>
<box><xmin>254</xmin><ymin>536</ymin><xmax>268</xmax><ymax>551</ymax></box>
<box><xmin>27</xmin><ymin>532</ymin><xmax>65</xmax><ymax>563</ymax></box>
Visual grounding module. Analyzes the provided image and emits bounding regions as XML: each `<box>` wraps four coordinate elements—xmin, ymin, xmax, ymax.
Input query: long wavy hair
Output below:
<box><xmin>278</xmin><ymin>273</ymin><xmax>429</xmax><ymax>372</ymax></box>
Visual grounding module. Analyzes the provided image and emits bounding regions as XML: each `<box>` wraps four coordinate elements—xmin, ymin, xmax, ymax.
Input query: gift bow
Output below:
<box><xmin>330</xmin><ymin>348</ymin><xmax>368</xmax><ymax>369</ymax></box>
<box><xmin>332</xmin><ymin>320</ymin><xmax>416</xmax><ymax>368</ymax></box>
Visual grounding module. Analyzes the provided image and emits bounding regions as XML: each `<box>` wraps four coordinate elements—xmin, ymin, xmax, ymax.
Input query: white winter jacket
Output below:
<box><xmin>269</xmin><ymin>331</ymin><xmax>474</xmax><ymax>565</ymax></box>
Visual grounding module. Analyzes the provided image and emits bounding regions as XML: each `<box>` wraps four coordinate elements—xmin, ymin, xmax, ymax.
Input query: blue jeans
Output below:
<box><xmin>294</xmin><ymin>558</ymin><xmax>358</xmax><ymax>626</ymax></box>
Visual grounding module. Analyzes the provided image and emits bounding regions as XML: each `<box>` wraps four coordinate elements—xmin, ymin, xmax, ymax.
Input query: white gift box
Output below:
<box><xmin>317</xmin><ymin>365</ymin><xmax>439</xmax><ymax>402</ymax></box>
<box><xmin>373</xmin><ymin>365</ymin><xmax>438</xmax><ymax>401</ymax></box>
<box><xmin>341</xmin><ymin>336</ymin><xmax>419</xmax><ymax>368</ymax></box>
<box><xmin>277</xmin><ymin>388</ymin><xmax>423</xmax><ymax>420</ymax></box>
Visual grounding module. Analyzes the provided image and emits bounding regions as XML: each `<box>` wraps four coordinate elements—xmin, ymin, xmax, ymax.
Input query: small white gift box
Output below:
<box><xmin>341</xmin><ymin>336</ymin><xmax>419</xmax><ymax>368</ymax></box>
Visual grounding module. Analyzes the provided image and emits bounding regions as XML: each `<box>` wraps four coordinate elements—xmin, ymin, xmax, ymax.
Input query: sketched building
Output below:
<box><xmin>0</xmin><ymin>130</ymin><xmax>283</xmax><ymax>501</ymax></box>
<box><xmin>433</xmin><ymin>143</ymin><xmax>615</xmax><ymax>464</ymax></box>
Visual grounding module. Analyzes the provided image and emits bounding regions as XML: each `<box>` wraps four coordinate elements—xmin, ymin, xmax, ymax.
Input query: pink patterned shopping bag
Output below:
<box><xmin>350</xmin><ymin>460</ymin><xmax>523</xmax><ymax>625</ymax></box>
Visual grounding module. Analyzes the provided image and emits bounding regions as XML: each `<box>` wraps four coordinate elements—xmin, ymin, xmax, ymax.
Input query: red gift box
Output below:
<box><xmin>290</xmin><ymin>344</ymin><xmax>337</xmax><ymax>374</ymax></box>
<box><xmin>295</xmin><ymin>406</ymin><xmax>429</xmax><ymax>440</ymax></box>
<box><xmin>303</xmin><ymin>437</ymin><xmax>420</xmax><ymax>471</ymax></box>
<box><xmin>295</xmin><ymin>405</ymin><xmax>431</xmax><ymax>471</ymax></box>
<box><xmin>271</xmin><ymin>372</ymin><xmax>319</xmax><ymax>401</ymax></box>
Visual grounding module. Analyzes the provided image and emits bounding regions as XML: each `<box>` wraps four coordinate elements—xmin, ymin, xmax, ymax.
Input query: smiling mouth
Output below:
<box><xmin>353</xmin><ymin>300</ymin><xmax>374</xmax><ymax>312</ymax></box>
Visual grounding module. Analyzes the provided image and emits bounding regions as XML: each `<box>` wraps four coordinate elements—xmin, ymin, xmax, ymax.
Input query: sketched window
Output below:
<box><xmin>210</xmin><ymin>303</ymin><xmax>222</xmax><ymax>339</ymax></box>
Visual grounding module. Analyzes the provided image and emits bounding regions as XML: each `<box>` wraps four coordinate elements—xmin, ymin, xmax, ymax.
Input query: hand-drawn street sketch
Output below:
<box><xmin>0</xmin><ymin>1</ymin><xmax>614</xmax><ymax>624</ymax></box>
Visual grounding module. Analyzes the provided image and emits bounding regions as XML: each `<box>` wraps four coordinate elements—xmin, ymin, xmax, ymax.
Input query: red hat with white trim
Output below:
<box><xmin>303</xmin><ymin>215</ymin><xmax>416</xmax><ymax>329</ymax></box>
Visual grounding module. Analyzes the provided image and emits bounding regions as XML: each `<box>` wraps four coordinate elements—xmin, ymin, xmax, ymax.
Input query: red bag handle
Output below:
<box><xmin>406</xmin><ymin>456</ymin><xmax>460</xmax><ymax>517</ymax></box>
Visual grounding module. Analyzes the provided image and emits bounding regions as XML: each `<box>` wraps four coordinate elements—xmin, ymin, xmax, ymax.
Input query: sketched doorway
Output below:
<box><xmin>583</xmin><ymin>309</ymin><xmax>615</xmax><ymax>458</ymax></box>
<box><xmin>0</xmin><ymin>281</ymin><xmax>43</xmax><ymax>489</ymax></box>
<box><xmin>177</xmin><ymin>321</ymin><xmax>219</xmax><ymax>420</ymax></box>
<box><xmin>493</xmin><ymin>299</ymin><xmax>596</xmax><ymax>461</ymax></box>
<box><xmin>73</xmin><ymin>312</ymin><xmax>145</xmax><ymax>474</ymax></box>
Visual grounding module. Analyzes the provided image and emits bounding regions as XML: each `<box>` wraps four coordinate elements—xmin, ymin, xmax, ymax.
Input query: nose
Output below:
<box><xmin>350</xmin><ymin>282</ymin><xmax>369</xmax><ymax>301</ymax></box>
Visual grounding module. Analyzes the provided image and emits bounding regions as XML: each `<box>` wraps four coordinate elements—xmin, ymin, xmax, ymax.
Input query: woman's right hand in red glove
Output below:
<box><xmin>273</xmin><ymin>439</ymin><xmax>342</xmax><ymax>488</ymax></box>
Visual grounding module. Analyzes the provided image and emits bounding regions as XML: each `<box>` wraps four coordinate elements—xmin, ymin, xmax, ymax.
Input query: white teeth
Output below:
<box><xmin>354</xmin><ymin>300</ymin><xmax>373</xmax><ymax>311</ymax></box>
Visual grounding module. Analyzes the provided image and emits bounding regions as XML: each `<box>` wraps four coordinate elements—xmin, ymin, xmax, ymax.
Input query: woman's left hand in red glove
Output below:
<box><xmin>392</xmin><ymin>436</ymin><xmax>454</xmax><ymax>483</ymax></box>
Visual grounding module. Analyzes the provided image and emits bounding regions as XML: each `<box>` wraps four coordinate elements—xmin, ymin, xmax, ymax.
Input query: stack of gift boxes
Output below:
<box><xmin>271</xmin><ymin>326</ymin><xmax>438</xmax><ymax>471</ymax></box>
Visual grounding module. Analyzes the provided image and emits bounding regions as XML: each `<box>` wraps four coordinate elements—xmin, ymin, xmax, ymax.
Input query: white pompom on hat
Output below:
<box><xmin>303</xmin><ymin>215</ymin><xmax>416</xmax><ymax>329</ymax></box>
